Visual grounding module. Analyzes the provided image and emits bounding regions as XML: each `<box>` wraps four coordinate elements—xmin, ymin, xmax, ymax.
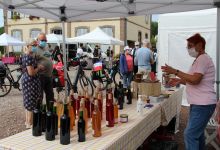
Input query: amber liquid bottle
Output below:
<box><xmin>53</xmin><ymin>105</ymin><xmax>58</xmax><ymax>135</ymax></box>
<box><xmin>113</xmin><ymin>99</ymin><xmax>119</xmax><ymax>124</ymax></box>
<box><xmin>70</xmin><ymin>89</ymin><xmax>76</xmax><ymax>117</ymax></box>
<box><xmin>76</xmin><ymin>91</ymin><xmax>82</xmax><ymax>116</ymax></box>
<box><xmin>92</xmin><ymin>100</ymin><xmax>102</xmax><ymax>137</ymax></box>
<box><xmin>45</xmin><ymin>101</ymin><xmax>55</xmax><ymax>141</ymax></box>
<box><xmin>32</xmin><ymin>102</ymin><xmax>42</xmax><ymax>136</ymax></box>
<box><xmin>97</xmin><ymin>93</ymin><xmax>103</xmax><ymax>120</ymax></box>
<box><xmin>41</xmin><ymin>104</ymin><xmax>46</xmax><ymax>132</ymax></box>
<box><xmin>78</xmin><ymin>110</ymin><xmax>86</xmax><ymax>142</ymax></box>
<box><xmin>60</xmin><ymin>103</ymin><xmax>70</xmax><ymax>145</ymax></box>
<box><xmin>106</xmin><ymin>93</ymin><xmax>114</xmax><ymax>127</ymax></box>
<box><xmin>85</xmin><ymin>92</ymin><xmax>91</xmax><ymax>118</ymax></box>
<box><xmin>68</xmin><ymin>96</ymin><xmax>75</xmax><ymax>131</ymax></box>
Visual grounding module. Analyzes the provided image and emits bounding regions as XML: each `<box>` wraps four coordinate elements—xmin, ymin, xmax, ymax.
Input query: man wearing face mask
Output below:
<box><xmin>36</xmin><ymin>33</ymin><xmax>54</xmax><ymax>110</ymax></box>
<box><xmin>131</xmin><ymin>41</ymin><xmax>139</xmax><ymax>75</ymax></box>
<box><xmin>161</xmin><ymin>33</ymin><xmax>216</xmax><ymax>150</ymax></box>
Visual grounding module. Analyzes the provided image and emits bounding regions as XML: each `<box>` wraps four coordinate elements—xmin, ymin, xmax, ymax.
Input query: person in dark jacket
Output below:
<box><xmin>120</xmin><ymin>46</ymin><xmax>133</xmax><ymax>89</ymax></box>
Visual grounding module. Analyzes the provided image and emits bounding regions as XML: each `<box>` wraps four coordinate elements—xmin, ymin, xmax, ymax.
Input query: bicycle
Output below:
<box><xmin>54</xmin><ymin>56</ymin><xmax>94</xmax><ymax>97</ymax></box>
<box><xmin>91</xmin><ymin>59</ymin><xmax>122</xmax><ymax>91</ymax></box>
<box><xmin>0</xmin><ymin>64</ymin><xmax>23</xmax><ymax>97</ymax></box>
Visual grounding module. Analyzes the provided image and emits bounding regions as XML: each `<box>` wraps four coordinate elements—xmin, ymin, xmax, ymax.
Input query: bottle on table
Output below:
<box><xmin>113</xmin><ymin>99</ymin><xmax>119</xmax><ymax>124</ymax></box>
<box><xmin>78</xmin><ymin>110</ymin><xmax>86</xmax><ymax>142</ymax></box>
<box><xmin>118</xmin><ymin>82</ymin><xmax>124</xmax><ymax>110</ymax></box>
<box><xmin>78</xmin><ymin>98</ymin><xmax>88</xmax><ymax>133</ymax></box>
<box><xmin>53</xmin><ymin>104</ymin><xmax>58</xmax><ymax>135</ymax></box>
<box><xmin>127</xmin><ymin>88</ymin><xmax>132</xmax><ymax>104</ymax></box>
<box><xmin>68</xmin><ymin>96</ymin><xmax>75</xmax><ymax>131</ymax></box>
<box><xmin>45</xmin><ymin>101</ymin><xmax>55</xmax><ymax>141</ymax></box>
<box><xmin>85</xmin><ymin>91</ymin><xmax>91</xmax><ymax>118</ymax></box>
<box><xmin>32</xmin><ymin>102</ymin><xmax>42</xmax><ymax>136</ymax></box>
<box><xmin>92</xmin><ymin>100</ymin><xmax>102</xmax><ymax>137</ymax></box>
<box><xmin>60</xmin><ymin>103</ymin><xmax>70</xmax><ymax>145</ymax></box>
<box><xmin>106</xmin><ymin>93</ymin><xmax>114</xmax><ymax>127</ymax></box>
<box><xmin>41</xmin><ymin>104</ymin><xmax>46</xmax><ymax>132</ymax></box>
<box><xmin>137</xmin><ymin>95</ymin><xmax>144</xmax><ymax>116</ymax></box>
<box><xmin>97</xmin><ymin>93</ymin><xmax>103</xmax><ymax>120</ymax></box>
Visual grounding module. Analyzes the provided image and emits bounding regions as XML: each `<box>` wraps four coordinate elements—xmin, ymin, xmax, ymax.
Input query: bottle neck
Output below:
<box><xmin>64</xmin><ymin>104</ymin><xmax>68</xmax><ymax>115</ymax></box>
<box><xmin>79</xmin><ymin>110</ymin><xmax>83</xmax><ymax>119</ymax></box>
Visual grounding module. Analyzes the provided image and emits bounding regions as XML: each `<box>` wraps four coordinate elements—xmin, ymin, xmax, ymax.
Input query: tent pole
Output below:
<box><xmin>217</xmin><ymin>7</ymin><xmax>220</xmax><ymax>100</ymax></box>
<box><xmin>61</xmin><ymin>21</ymin><xmax>68</xmax><ymax>103</ymax></box>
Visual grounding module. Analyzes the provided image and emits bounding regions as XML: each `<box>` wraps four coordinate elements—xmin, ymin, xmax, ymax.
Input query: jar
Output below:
<box><xmin>120</xmin><ymin>114</ymin><xmax>128</xmax><ymax>123</ymax></box>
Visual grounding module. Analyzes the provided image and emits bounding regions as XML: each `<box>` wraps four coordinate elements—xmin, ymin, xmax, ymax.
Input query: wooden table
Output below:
<box><xmin>0</xmin><ymin>88</ymin><xmax>183</xmax><ymax>150</ymax></box>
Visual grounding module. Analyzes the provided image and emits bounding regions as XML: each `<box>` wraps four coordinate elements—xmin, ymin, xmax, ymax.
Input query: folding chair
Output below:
<box><xmin>205</xmin><ymin>118</ymin><xmax>220</xmax><ymax>149</ymax></box>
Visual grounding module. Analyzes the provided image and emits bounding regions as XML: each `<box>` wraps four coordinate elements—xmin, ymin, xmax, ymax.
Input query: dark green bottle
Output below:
<box><xmin>41</xmin><ymin>104</ymin><xmax>46</xmax><ymax>132</ymax></box>
<box><xmin>60</xmin><ymin>103</ymin><xmax>70</xmax><ymax>145</ymax></box>
<box><xmin>53</xmin><ymin>105</ymin><xmax>58</xmax><ymax>135</ymax></box>
<box><xmin>45</xmin><ymin>101</ymin><xmax>55</xmax><ymax>141</ymax></box>
<box><xmin>32</xmin><ymin>102</ymin><xmax>42</xmax><ymax>136</ymax></box>
<box><xmin>78</xmin><ymin>110</ymin><xmax>85</xmax><ymax>142</ymax></box>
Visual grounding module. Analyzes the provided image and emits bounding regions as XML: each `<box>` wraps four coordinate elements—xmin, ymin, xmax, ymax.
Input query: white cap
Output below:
<box><xmin>124</xmin><ymin>46</ymin><xmax>131</xmax><ymax>51</ymax></box>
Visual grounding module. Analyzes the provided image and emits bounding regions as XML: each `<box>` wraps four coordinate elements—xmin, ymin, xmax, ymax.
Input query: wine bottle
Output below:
<box><xmin>70</xmin><ymin>89</ymin><xmax>76</xmax><ymax>117</ymax></box>
<box><xmin>78</xmin><ymin>98</ymin><xmax>88</xmax><ymax>133</ymax></box>
<box><xmin>127</xmin><ymin>88</ymin><xmax>132</xmax><ymax>104</ymax></box>
<box><xmin>45</xmin><ymin>101</ymin><xmax>55</xmax><ymax>141</ymax></box>
<box><xmin>53</xmin><ymin>104</ymin><xmax>58</xmax><ymax>135</ymax></box>
<box><xmin>85</xmin><ymin>92</ymin><xmax>91</xmax><ymax>118</ymax></box>
<box><xmin>92</xmin><ymin>100</ymin><xmax>102</xmax><ymax>137</ymax></box>
<box><xmin>106</xmin><ymin>93</ymin><xmax>114</xmax><ymax>127</ymax></box>
<box><xmin>32</xmin><ymin>102</ymin><xmax>42</xmax><ymax>136</ymax></box>
<box><xmin>78</xmin><ymin>110</ymin><xmax>86</xmax><ymax>142</ymax></box>
<box><xmin>68</xmin><ymin>96</ymin><xmax>75</xmax><ymax>131</ymax></box>
<box><xmin>118</xmin><ymin>87</ymin><xmax>124</xmax><ymax>110</ymax></box>
<box><xmin>76</xmin><ymin>91</ymin><xmax>82</xmax><ymax>116</ymax></box>
<box><xmin>60</xmin><ymin>103</ymin><xmax>70</xmax><ymax>145</ymax></box>
<box><xmin>41</xmin><ymin>104</ymin><xmax>46</xmax><ymax>132</ymax></box>
<box><xmin>137</xmin><ymin>95</ymin><xmax>144</xmax><ymax>115</ymax></box>
<box><xmin>97</xmin><ymin>93</ymin><xmax>103</xmax><ymax>120</ymax></box>
<box><xmin>113</xmin><ymin>99</ymin><xmax>119</xmax><ymax>124</ymax></box>
<box><xmin>114</xmin><ymin>85</ymin><xmax>118</xmax><ymax>99</ymax></box>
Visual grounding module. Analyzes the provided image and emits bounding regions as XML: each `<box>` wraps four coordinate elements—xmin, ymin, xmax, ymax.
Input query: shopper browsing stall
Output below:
<box><xmin>119</xmin><ymin>46</ymin><xmax>133</xmax><ymax>90</ymax></box>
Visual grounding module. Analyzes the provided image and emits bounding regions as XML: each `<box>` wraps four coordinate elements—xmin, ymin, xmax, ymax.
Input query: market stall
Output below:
<box><xmin>0</xmin><ymin>88</ymin><xmax>183</xmax><ymax>150</ymax></box>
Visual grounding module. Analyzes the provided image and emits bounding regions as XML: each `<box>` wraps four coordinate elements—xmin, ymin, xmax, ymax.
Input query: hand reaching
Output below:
<box><xmin>161</xmin><ymin>64</ymin><xmax>176</xmax><ymax>74</ymax></box>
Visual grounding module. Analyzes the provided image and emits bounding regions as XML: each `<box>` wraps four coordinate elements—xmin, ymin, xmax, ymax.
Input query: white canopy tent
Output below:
<box><xmin>1</xmin><ymin>0</ymin><xmax>219</xmax><ymax>102</ymax></box>
<box><xmin>0</xmin><ymin>33</ymin><xmax>26</xmax><ymax>46</ymax></box>
<box><xmin>157</xmin><ymin>9</ymin><xmax>217</xmax><ymax>106</ymax></box>
<box><xmin>46</xmin><ymin>33</ymin><xmax>74</xmax><ymax>45</ymax></box>
<box><xmin>68</xmin><ymin>27</ymin><xmax>124</xmax><ymax>45</ymax></box>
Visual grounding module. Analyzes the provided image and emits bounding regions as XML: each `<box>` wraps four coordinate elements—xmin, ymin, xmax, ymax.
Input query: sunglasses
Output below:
<box><xmin>40</xmin><ymin>40</ymin><xmax>47</xmax><ymax>42</ymax></box>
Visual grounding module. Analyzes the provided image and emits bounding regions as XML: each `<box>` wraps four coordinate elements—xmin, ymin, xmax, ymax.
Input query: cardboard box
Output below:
<box><xmin>132</xmin><ymin>81</ymin><xmax>161</xmax><ymax>99</ymax></box>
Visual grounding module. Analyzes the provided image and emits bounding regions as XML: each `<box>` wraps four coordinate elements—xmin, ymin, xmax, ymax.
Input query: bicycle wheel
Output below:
<box><xmin>79</xmin><ymin>75</ymin><xmax>94</xmax><ymax>97</ymax></box>
<box><xmin>0</xmin><ymin>76</ymin><xmax>12</xmax><ymax>97</ymax></box>
<box><xmin>91</xmin><ymin>71</ymin><xmax>109</xmax><ymax>91</ymax></box>
<box><xmin>113</xmin><ymin>71</ymin><xmax>123</xmax><ymax>86</ymax></box>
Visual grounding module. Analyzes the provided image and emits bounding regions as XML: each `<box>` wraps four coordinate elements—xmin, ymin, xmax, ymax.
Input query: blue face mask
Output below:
<box><xmin>32</xmin><ymin>46</ymin><xmax>38</xmax><ymax>53</ymax></box>
<box><xmin>39</xmin><ymin>41</ymin><xmax>47</xmax><ymax>48</ymax></box>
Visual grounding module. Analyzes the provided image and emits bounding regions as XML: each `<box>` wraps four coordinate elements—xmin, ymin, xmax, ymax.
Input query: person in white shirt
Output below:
<box><xmin>77</xmin><ymin>43</ymin><xmax>84</xmax><ymax>57</ymax></box>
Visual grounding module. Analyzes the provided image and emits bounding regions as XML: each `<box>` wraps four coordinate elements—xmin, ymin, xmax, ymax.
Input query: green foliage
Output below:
<box><xmin>150</xmin><ymin>21</ymin><xmax>158</xmax><ymax>47</ymax></box>
<box><xmin>151</xmin><ymin>21</ymin><xmax>158</xmax><ymax>38</ymax></box>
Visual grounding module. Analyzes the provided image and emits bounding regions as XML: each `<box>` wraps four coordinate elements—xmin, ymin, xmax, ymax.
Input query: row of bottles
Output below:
<box><xmin>32</xmin><ymin>82</ymin><xmax>124</xmax><ymax>145</ymax></box>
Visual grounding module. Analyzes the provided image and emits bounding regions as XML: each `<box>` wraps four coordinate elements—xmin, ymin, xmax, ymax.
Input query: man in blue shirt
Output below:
<box><xmin>134</xmin><ymin>39</ymin><xmax>154</xmax><ymax>80</ymax></box>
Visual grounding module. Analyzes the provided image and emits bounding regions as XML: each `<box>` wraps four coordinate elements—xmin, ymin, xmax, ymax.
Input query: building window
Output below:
<box><xmin>145</xmin><ymin>33</ymin><xmax>148</xmax><ymax>39</ymax></box>
<box><xmin>75</xmin><ymin>27</ymin><xmax>89</xmax><ymax>37</ymax></box>
<box><xmin>12</xmin><ymin>30</ymin><xmax>22</xmax><ymax>52</ymax></box>
<box><xmin>101</xmin><ymin>26</ymin><xmax>115</xmax><ymax>37</ymax></box>
<box><xmin>138</xmin><ymin>31</ymin><xmax>142</xmax><ymax>44</ymax></box>
<box><xmin>100</xmin><ymin>26</ymin><xmax>115</xmax><ymax>51</ymax></box>
<box><xmin>51</xmin><ymin>28</ymin><xmax>62</xmax><ymax>35</ymax></box>
<box><xmin>30</xmin><ymin>29</ymin><xmax>41</xmax><ymax>39</ymax></box>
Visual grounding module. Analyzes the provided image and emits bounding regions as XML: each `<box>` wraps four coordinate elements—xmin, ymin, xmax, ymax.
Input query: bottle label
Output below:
<box><xmin>106</xmin><ymin>121</ymin><xmax>109</xmax><ymax>125</ymax></box>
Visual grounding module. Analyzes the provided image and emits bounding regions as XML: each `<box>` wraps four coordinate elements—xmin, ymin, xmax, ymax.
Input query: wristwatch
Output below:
<box><xmin>175</xmin><ymin>69</ymin><xmax>179</xmax><ymax>76</ymax></box>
